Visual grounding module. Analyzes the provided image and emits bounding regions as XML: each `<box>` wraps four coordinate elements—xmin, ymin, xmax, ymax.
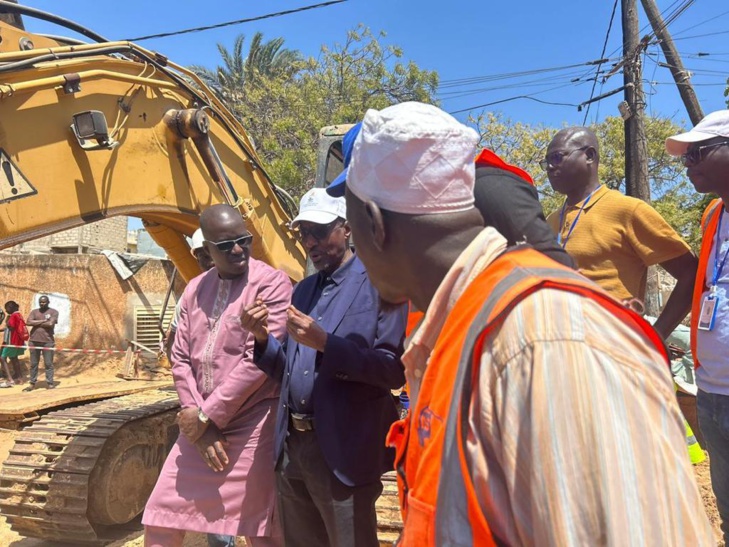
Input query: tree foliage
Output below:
<box><xmin>470</xmin><ymin>112</ymin><xmax>708</xmax><ymax>250</ymax></box>
<box><xmin>190</xmin><ymin>32</ymin><xmax>303</xmax><ymax>103</ymax></box>
<box><xmin>192</xmin><ymin>26</ymin><xmax>438</xmax><ymax>198</ymax></box>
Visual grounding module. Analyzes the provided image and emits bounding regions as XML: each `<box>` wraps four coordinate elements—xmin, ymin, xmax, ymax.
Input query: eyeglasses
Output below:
<box><xmin>205</xmin><ymin>234</ymin><xmax>253</xmax><ymax>252</ymax></box>
<box><xmin>680</xmin><ymin>140</ymin><xmax>729</xmax><ymax>166</ymax></box>
<box><xmin>539</xmin><ymin>146</ymin><xmax>590</xmax><ymax>172</ymax></box>
<box><xmin>292</xmin><ymin>219</ymin><xmax>341</xmax><ymax>242</ymax></box>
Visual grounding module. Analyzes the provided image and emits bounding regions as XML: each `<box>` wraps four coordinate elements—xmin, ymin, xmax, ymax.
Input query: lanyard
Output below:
<box><xmin>711</xmin><ymin>206</ymin><xmax>729</xmax><ymax>291</ymax></box>
<box><xmin>557</xmin><ymin>187</ymin><xmax>598</xmax><ymax>248</ymax></box>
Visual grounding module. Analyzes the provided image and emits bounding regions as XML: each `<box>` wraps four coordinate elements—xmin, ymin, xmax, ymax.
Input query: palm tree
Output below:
<box><xmin>191</xmin><ymin>32</ymin><xmax>301</xmax><ymax>102</ymax></box>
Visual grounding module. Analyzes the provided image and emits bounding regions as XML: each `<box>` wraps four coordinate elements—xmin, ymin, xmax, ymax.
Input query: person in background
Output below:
<box><xmin>242</xmin><ymin>188</ymin><xmax>406</xmax><ymax>547</ymax></box>
<box><xmin>666</xmin><ymin>109</ymin><xmax>729</xmax><ymax>542</ymax></box>
<box><xmin>162</xmin><ymin>228</ymin><xmax>215</xmax><ymax>357</ymax></box>
<box><xmin>0</xmin><ymin>301</ymin><xmax>27</xmax><ymax>388</ymax></box>
<box><xmin>544</xmin><ymin>126</ymin><xmax>697</xmax><ymax>339</ymax></box>
<box><xmin>143</xmin><ymin>205</ymin><xmax>291</xmax><ymax>547</ymax></box>
<box><xmin>341</xmin><ymin>101</ymin><xmax>712</xmax><ymax>546</ymax></box>
<box><xmin>24</xmin><ymin>295</ymin><xmax>58</xmax><ymax>391</ymax></box>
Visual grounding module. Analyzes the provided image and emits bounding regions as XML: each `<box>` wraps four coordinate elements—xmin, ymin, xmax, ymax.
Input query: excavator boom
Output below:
<box><xmin>0</xmin><ymin>23</ymin><xmax>305</xmax><ymax>282</ymax></box>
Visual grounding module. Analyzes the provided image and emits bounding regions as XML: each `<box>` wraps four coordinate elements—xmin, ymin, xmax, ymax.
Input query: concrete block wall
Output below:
<box><xmin>10</xmin><ymin>217</ymin><xmax>129</xmax><ymax>253</ymax></box>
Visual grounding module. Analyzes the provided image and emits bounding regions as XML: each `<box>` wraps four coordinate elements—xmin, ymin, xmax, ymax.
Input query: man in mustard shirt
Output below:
<box><xmin>544</xmin><ymin>126</ymin><xmax>697</xmax><ymax>339</ymax></box>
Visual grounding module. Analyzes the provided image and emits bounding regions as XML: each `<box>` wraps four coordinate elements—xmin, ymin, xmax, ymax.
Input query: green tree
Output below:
<box><xmin>190</xmin><ymin>32</ymin><xmax>302</xmax><ymax>102</ymax></box>
<box><xmin>223</xmin><ymin>26</ymin><xmax>438</xmax><ymax>197</ymax></box>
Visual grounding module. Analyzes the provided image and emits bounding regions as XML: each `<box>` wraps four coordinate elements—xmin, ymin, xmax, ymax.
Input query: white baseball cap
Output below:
<box><xmin>665</xmin><ymin>109</ymin><xmax>729</xmax><ymax>156</ymax></box>
<box><xmin>190</xmin><ymin>228</ymin><xmax>205</xmax><ymax>252</ymax></box>
<box><xmin>291</xmin><ymin>188</ymin><xmax>347</xmax><ymax>228</ymax></box>
<box><xmin>347</xmin><ymin>102</ymin><xmax>479</xmax><ymax>215</ymax></box>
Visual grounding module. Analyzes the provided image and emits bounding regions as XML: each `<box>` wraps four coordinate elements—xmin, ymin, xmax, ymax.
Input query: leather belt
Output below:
<box><xmin>290</xmin><ymin>413</ymin><xmax>315</xmax><ymax>432</ymax></box>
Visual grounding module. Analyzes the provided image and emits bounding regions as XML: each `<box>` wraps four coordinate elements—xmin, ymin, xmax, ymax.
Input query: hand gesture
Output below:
<box><xmin>176</xmin><ymin>406</ymin><xmax>208</xmax><ymax>444</ymax></box>
<box><xmin>194</xmin><ymin>424</ymin><xmax>230</xmax><ymax>472</ymax></box>
<box><xmin>287</xmin><ymin>305</ymin><xmax>327</xmax><ymax>352</ymax></box>
<box><xmin>241</xmin><ymin>299</ymin><xmax>269</xmax><ymax>344</ymax></box>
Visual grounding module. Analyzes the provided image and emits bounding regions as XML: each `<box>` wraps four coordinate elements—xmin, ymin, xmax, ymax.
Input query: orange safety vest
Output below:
<box><xmin>690</xmin><ymin>198</ymin><xmax>724</xmax><ymax>368</ymax></box>
<box><xmin>387</xmin><ymin>246</ymin><xmax>668</xmax><ymax>546</ymax></box>
<box><xmin>474</xmin><ymin>149</ymin><xmax>534</xmax><ymax>186</ymax></box>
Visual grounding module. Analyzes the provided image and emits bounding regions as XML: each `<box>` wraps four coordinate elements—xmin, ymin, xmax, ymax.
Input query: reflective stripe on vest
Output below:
<box><xmin>691</xmin><ymin>198</ymin><xmax>723</xmax><ymax>368</ymax></box>
<box><xmin>396</xmin><ymin>246</ymin><xmax>668</xmax><ymax>546</ymax></box>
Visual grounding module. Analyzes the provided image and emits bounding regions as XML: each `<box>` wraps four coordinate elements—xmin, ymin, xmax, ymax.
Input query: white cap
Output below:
<box><xmin>190</xmin><ymin>228</ymin><xmax>205</xmax><ymax>252</ymax></box>
<box><xmin>291</xmin><ymin>188</ymin><xmax>346</xmax><ymax>227</ymax></box>
<box><xmin>347</xmin><ymin>102</ymin><xmax>479</xmax><ymax>215</ymax></box>
<box><xmin>666</xmin><ymin>110</ymin><xmax>729</xmax><ymax>156</ymax></box>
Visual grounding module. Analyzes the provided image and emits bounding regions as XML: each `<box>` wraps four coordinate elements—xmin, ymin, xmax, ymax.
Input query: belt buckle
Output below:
<box><xmin>290</xmin><ymin>413</ymin><xmax>314</xmax><ymax>432</ymax></box>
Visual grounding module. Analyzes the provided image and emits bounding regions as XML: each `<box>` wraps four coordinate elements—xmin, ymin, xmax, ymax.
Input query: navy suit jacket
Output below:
<box><xmin>255</xmin><ymin>256</ymin><xmax>407</xmax><ymax>487</ymax></box>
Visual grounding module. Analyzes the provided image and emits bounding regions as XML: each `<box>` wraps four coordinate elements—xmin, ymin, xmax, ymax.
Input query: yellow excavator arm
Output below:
<box><xmin>0</xmin><ymin>21</ymin><xmax>306</xmax><ymax>282</ymax></box>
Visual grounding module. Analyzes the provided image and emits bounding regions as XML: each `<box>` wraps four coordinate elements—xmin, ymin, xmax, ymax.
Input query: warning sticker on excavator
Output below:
<box><xmin>0</xmin><ymin>148</ymin><xmax>37</xmax><ymax>204</ymax></box>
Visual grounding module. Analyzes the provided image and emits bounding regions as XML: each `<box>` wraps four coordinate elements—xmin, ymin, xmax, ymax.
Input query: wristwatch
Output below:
<box><xmin>198</xmin><ymin>409</ymin><xmax>210</xmax><ymax>424</ymax></box>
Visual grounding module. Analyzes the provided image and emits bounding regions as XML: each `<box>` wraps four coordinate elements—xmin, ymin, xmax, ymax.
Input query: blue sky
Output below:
<box><xmin>19</xmin><ymin>1</ymin><xmax>729</xmax><ymax>228</ymax></box>
<box><xmin>22</xmin><ymin>0</ymin><xmax>729</xmax><ymax>129</ymax></box>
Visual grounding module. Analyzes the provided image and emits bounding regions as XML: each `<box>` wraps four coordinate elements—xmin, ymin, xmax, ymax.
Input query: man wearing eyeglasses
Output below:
<box><xmin>144</xmin><ymin>204</ymin><xmax>292</xmax><ymax>547</ymax></box>
<box><xmin>242</xmin><ymin>188</ymin><xmax>407</xmax><ymax>547</ymax></box>
<box><xmin>666</xmin><ymin>109</ymin><xmax>729</xmax><ymax>543</ymax></box>
<box><xmin>544</xmin><ymin>126</ymin><xmax>697</xmax><ymax>339</ymax></box>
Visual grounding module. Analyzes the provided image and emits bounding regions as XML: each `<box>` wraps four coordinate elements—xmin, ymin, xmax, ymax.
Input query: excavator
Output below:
<box><xmin>0</xmin><ymin>4</ymin><xmax>400</xmax><ymax>544</ymax></box>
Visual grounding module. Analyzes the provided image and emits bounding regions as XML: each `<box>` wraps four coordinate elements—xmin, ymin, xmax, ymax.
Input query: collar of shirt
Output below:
<box><xmin>403</xmin><ymin>227</ymin><xmax>508</xmax><ymax>404</ymax></box>
<box><xmin>564</xmin><ymin>184</ymin><xmax>609</xmax><ymax>212</ymax></box>
<box><xmin>317</xmin><ymin>250</ymin><xmax>356</xmax><ymax>288</ymax></box>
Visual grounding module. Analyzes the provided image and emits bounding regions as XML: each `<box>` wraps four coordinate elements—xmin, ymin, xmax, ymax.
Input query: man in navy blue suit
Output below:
<box><xmin>242</xmin><ymin>187</ymin><xmax>406</xmax><ymax>547</ymax></box>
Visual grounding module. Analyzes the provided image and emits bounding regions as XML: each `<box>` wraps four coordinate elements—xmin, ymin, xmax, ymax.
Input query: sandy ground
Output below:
<box><xmin>0</xmin><ymin>355</ymin><xmax>724</xmax><ymax>545</ymax></box>
<box><xmin>0</xmin><ymin>354</ymin><xmax>245</xmax><ymax>546</ymax></box>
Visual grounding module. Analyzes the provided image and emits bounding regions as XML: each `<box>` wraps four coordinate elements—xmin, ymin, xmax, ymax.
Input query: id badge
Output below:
<box><xmin>698</xmin><ymin>294</ymin><xmax>718</xmax><ymax>331</ymax></box>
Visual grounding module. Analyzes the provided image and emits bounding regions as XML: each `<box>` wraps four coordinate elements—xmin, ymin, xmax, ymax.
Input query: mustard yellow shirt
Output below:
<box><xmin>546</xmin><ymin>185</ymin><xmax>691</xmax><ymax>301</ymax></box>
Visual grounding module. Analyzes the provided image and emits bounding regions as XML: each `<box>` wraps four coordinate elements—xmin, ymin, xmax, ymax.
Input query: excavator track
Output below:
<box><xmin>0</xmin><ymin>389</ymin><xmax>180</xmax><ymax>545</ymax></box>
<box><xmin>0</xmin><ymin>387</ymin><xmax>403</xmax><ymax>545</ymax></box>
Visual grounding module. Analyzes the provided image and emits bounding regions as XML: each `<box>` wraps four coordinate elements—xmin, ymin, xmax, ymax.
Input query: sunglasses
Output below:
<box><xmin>206</xmin><ymin>234</ymin><xmax>253</xmax><ymax>252</ymax></box>
<box><xmin>539</xmin><ymin>146</ymin><xmax>590</xmax><ymax>172</ymax></box>
<box><xmin>293</xmin><ymin>219</ymin><xmax>342</xmax><ymax>242</ymax></box>
<box><xmin>681</xmin><ymin>140</ymin><xmax>729</xmax><ymax>166</ymax></box>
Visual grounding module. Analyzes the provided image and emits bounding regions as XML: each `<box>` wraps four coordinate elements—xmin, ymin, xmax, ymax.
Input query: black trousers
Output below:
<box><xmin>276</xmin><ymin>428</ymin><xmax>382</xmax><ymax>547</ymax></box>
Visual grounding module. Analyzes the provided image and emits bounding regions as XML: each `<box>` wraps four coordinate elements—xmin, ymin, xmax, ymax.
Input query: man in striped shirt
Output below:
<box><xmin>341</xmin><ymin>101</ymin><xmax>714</xmax><ymax>545</ymax></box>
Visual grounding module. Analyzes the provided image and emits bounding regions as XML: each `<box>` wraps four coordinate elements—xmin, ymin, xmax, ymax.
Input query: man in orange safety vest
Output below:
<box><xmin>332</xmin><ymin>101</ymin><xmax>713</xmax><ymax>546</ymax></box>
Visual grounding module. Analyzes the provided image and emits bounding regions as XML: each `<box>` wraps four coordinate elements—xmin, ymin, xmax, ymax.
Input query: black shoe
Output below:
<box><xmin>23</xmin><ymin>384</ymin><xmax>35</xmax><ymax>392</ymax></box>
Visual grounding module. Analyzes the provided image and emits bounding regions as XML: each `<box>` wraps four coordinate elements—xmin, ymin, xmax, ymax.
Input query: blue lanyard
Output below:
<box><xmin>557</xmin><ymin>187</ymin><xmax>598</xmax><ymax>248</ymax></box>
<box><xmin>712</xmin><ymin>206</ymin><xmax>729</xmax><ymax>290</ymax></box>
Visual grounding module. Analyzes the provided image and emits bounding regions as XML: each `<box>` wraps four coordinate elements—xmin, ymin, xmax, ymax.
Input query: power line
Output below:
<box><xmin>583</xmin><ymin>0</ymin><xmax>619</xmax><ymax>125</ymax></box>
<box><xmin>126</xmin><ymin>1</ymin><xmax>348</xmax><ymax>42</ymax></box>
<box><xmin>671</xmin><ymin>29</ymin><xmax>729</xmax><ymax>42</ymax></box>
<box><xmin>671</xmin><ymin>8</ymin><xmax>729</xmax><ymax>37</ymax></box>
<box><xmin>438</xmin><ymin>69</ymin><xmax>592</xmax><ymax>100</ymax></box>
<box><xmin>448</xmin><ymin>82</ymin><xmax>583</xmax><ymax>115</ymax></box>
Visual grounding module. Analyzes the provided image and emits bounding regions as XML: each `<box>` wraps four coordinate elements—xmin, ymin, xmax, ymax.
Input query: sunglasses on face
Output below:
<box><xmin>681</xmin><ymin>140</ymin><xmax>729</xmax><ymax>166</ymax></box>
<box><xmin>539</xmin><ymin>145</ymin><xmax>590</xmax><ymax>172</ymax></box>
<box><xmin>293</xmin><ymin>219</ymin><xmax>341</xmax><ymax>242</ymax></box>
<box><xmin>206</xmin><ymin>234</ymin><xmax>253</xmax><ymax>252</ymax></box>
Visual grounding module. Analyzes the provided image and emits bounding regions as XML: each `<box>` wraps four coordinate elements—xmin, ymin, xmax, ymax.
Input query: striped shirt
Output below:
<box><xmin>404</xmin><ymin>227</ymin><xmax>714</xmax><ymax>546</ymax></box>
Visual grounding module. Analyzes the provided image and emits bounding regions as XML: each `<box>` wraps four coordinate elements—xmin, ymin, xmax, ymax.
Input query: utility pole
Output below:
<box><xmin>639</xmin><ymin>0</ymin><xmax>704</xmax><ymax>125</ymax></box>
<box><xmin>622</xmin><ymin>0</ymin><xmax>660</xmax><ymax>315</ymax></box>
<box><xmin>0</xmin><ymin>0</ymin><xmax>24</xmax><ymax>30</ymax></box>
<box><xmin>622</xmin><ymin>0</ymin><xmax>650</xmax><ymax>202</ymax></box>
